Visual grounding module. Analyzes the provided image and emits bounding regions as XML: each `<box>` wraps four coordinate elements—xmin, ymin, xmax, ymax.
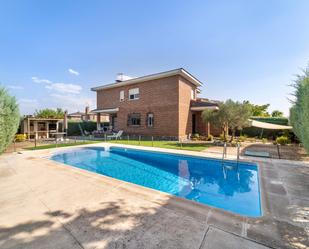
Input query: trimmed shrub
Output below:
<box><xmin>276</xmin><ymin>136</ymin><xmax>290</xmax><ymax>145</ymax></box>
<box><xmin>67</xmin><ymin>121</ymin><xmax>109</xmax><ymax>136</ymax></box>
<box><xmin>262</xmin><ymin>138</ymin><xmax>268</xmax><ymax>144</ymax></box>
<box><xmin>15</xmin><ymin>134</ymin><xmax>27</xmax><ymax>142</ymax></box>
<box><xmin>206</xmin><ymin>135</ymin><xmax>214</xmax><ymax>141</ymax></box>
<box><xmin>0</xmin><ymin>87</ymin><xmax>20</xmax><ymax>153</ymax></box>
<box><xmin>237</xmin><ymin>135</ymin><xmax>247</xmax><ymax>142</ymax></box>
<box><xmin>191</xmin><ymin>133</ymin><xmax>200</xmax><ymax>141</ymax></box>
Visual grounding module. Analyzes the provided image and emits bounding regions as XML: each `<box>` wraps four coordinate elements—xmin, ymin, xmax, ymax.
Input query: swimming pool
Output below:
<box><xmin>51</xmin><ymin>146</ymin><xmax>262</xmax><ymax>217</ymax></box>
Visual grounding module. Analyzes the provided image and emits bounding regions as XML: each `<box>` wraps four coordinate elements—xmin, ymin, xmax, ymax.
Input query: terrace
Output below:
<box><xmin>0</xmin><ymin>143</ymin><xmax>308</xmax><ymax>249</ymax></box>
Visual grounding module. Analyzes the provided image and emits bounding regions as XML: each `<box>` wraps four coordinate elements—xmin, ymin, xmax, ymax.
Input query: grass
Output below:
<box><xmin>25</xmin><ymin>141</ymin><xmax>102</xmax><ymax>150</ymax></box>
<box><xmin>25</xmin><ymin>139</ymin><xmax>211</xmax><ymax>152</ymax></box>
<box><xmin>107</xmin><ymin>139</ymin><xmax>210</xmax><ymax>152</ymax></box>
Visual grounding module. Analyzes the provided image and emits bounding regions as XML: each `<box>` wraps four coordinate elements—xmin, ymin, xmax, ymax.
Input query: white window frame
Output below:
<box><xmin>129</xmin><ymin>88</ymin><xmax>140</xmax><ymax>100</ymax></box>
<box><xmin>147</xmin><ymin>113</ymin><xmax>154</xmax><ymax>127</ymax></box>
<box><xmin>120</xmin><ymin>90</ymin><xmax>124</xmax><ymax>102</ymax></box>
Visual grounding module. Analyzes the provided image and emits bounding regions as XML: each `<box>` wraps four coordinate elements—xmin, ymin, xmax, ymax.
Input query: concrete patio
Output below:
<box><xmin>0</xmin><ymin>144</ymin><xmax>308</xmax><ymax>249</ymax></box>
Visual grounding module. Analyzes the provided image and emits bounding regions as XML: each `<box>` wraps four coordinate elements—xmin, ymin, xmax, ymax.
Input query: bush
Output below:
<box><xmin>219</xmin><ymin>133</ymin><xmax>227</xmax><ymax>142</ymax></box>
<box><xmin>67</xmin><ymin>121</ymin><xmax>109</xmax><ymax>136</ymax></box>
<box><xmin>276</xmin><ymin>136</ymin><xmax>290</xmax><ymax>145</ymax></box>
<box><xmin>237</xmin><ymin>135</ymin><xmax>247</xmax><ymax>142</ymax></box>
<box><xmin>15</xmin><ymin>134</ymin><xmax>26</xmax><ymax>142</ymax></box>
<box><xmin>206</xmin><ymin>135</ymin><xmax>213</xmax><ymax>141</ymax></box>
<box><xmin>0</xmin><ymin>87</ymin><xmax>20</xmax><ymax>153</ymax></box>
<box><xmin>191</xmin><ymin>133</ymin><xmax>200</xmax><ymax>141</ymax></box>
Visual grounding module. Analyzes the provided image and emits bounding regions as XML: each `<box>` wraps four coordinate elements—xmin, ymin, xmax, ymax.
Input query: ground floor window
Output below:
<box><xmin>147</xmin><ymin>113</ymin><xmax>154</xmax><ymax>127</ymax></box>
<box><xmin>127</xmin><ymin>113</ymin><xmax>141</xmax><ymax>126</ymax></box>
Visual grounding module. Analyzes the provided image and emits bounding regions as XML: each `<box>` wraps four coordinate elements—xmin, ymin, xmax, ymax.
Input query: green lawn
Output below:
<box><xmin>25</xmin><ymin>141</ymin><xmax>102</xmax><ymax>150</ymax></box>
<box><xmin>25</xmin><ymin>139</ymin><xmax>210</xmax><ymax>152</ymax></box>
<box><xmin>107</xmin><ymin>139</ymin><xmax>210</xmax><ymax>152</ymax></box>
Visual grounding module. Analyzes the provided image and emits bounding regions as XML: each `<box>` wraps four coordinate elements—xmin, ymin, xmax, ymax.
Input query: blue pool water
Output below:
<box><xmin>51</xmin><ymin>146</ymin><xmax>261</xmax><ymax>217</ymax></box>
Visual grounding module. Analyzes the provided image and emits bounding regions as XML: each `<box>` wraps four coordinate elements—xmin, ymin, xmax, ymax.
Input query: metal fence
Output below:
<box><xmin>5</xmin><ymin>134</ymin><xmax>306</xmax><ymax>161</ymax></box>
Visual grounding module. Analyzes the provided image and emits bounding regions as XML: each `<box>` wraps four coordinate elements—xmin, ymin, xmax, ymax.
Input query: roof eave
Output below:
<box><xmin>91</xmin><ymin>68</ymin><xmax>203</xmax><ymax>92</ymax></box>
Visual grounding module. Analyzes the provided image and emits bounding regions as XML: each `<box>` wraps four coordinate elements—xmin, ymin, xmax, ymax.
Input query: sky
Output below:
<box><xmin>1</xmin><ymin>0</ymin><xmax>309</xmax><ymax>116</ymax></box>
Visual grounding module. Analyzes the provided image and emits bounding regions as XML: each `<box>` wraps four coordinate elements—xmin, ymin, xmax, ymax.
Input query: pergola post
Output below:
<box><xmin>46</xmin><ymin>121</ymin><xmax>49</xmax><ymax>138</ymax></box>
<box><xmin>27</xmin><ymin>118</ymin><xmax>30</xmax><ymax>140</ymax></box>
<box><xmin>97</xmin><ymin>113</ymin><xmax>101</xmax><ymax>130</ymax></box>
<box><xmin>207</xmin><ymin>122</ymin><xmax>210</xmax><ymax>136</ymax></box>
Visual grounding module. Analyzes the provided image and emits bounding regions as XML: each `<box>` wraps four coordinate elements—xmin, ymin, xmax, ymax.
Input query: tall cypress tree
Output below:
<box><xmin>290</xmin><ymin>66</ymin><xmax>309</xmax><ymax>153</ymax></box>
<box><xmin>0</xmin><ymin>86</ymin><xmax>20</xmax><ymax>154</ymax></box>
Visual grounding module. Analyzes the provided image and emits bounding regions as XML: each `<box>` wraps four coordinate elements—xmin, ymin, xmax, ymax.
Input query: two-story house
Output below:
<box><xmin>91</xmin><ymin>68</ymin><xmax>219</xmax><ymax>139</ymax></box>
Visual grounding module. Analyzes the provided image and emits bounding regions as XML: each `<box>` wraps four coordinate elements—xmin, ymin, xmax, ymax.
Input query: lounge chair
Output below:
<box><xmin>107</xmin><ymin>130</ymin><xmax>123</xmax><ymax>140</ymax></box>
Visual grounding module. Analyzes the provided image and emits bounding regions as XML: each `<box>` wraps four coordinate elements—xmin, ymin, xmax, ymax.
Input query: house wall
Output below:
<box><xmin>96</xmin><ymin>76</ymin><xmax>181</xmax><ymax>137</ymax></box>
<box><xmin>195</xmin><ymin>112</ymin><xmax>222</xmax><ymax>136</ymax></box>
<box><xmin>178</xmin><ymin>76</ymin><xmax>196</xmax><ymax>139</ymax></box>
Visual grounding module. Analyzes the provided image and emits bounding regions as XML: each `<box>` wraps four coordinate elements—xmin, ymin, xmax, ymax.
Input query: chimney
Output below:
<box><xmin>116</xmin><ymin>73</ymin><xmax>124</xmax><ymax>82</ymax></box>
<box><xmin>116</xmin><ymin>73</ymin><xmax>133</xmax><ymax>82</ymax></box>
<box><xmin>85</xmin><ymin>106</ymin><xmax>89</xmax><ymax>115</ymax></box>
<box><xmin>85</xmin><ymin>106</ymin><xmax>90</xmax><ymax>121</ymax></box>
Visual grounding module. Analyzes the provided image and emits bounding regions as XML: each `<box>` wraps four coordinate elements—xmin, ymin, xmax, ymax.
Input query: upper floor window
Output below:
<box><xmin>127</xmin><ymin>113</ymin><xmax>141</xmax><ymax>126</ymax></box>
<box><xmin>129</xmin><ymin>88</ymin><xmax>139</xmax><ymax>100</ymax></box>
<box><xmin>147</xmin><ymin>113</ymin><xmax>154</xmax><ymax>127</ymax></box>
<box><xmin>120</xmin><ymin>90</ymin><xmax>124</xmax><ymax>102</ymax></box>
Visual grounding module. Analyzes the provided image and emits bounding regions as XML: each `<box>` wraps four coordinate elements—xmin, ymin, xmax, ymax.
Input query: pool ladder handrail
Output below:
<box><xmin>222</xmin><ymin>142</ymin><xmax>227</xmax><ymax>162</ymax></box>
<box><xmin>222</xmin><ymin>141</ymin><xmax>240</xmax><ymax>163</ymax></box>
<box><xmin>222</xmin><ymin>142</ymin><xmax>241</xmax><ymax>181</ymax></box>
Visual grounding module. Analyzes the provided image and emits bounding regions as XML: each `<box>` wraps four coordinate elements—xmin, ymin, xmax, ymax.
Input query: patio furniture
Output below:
<box><xmin>51</xmin><ymin>132</ymin><xmax>67</xmax><ymax>141</ymax></box>
<box><xmin>107</xmin><ymin>130</ymin><xmax>123</xmax><ymax>140</ymax></box>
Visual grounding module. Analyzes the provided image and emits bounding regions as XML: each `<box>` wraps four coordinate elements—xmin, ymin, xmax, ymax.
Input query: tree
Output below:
<box><xmin>34</xmin><ymin>108</ymin><xmax>64</xmax><ymax>119</ymax></box>
<box><xmin>243</xmin><ymin>101</ymin><xmax>270</xmax><ymax>117</ymax></box>
<box><xmin>271</xmin><ymin>110</ymin><xmax>284</xmax><ymax>117</ymax></box>
<box><xmin>202</xmin><ymin>99</ymin><xmax>251</xmax><ymax>141</ymax></box>
<box><xmin>0</xmin><ymin>86</ymin><xmax>20</xmax><ymax>154</ymax></box>
<box><xmin>290</xmin><ymin>65</ymin><xmax>309</xmax><ymax>153</ymax></box>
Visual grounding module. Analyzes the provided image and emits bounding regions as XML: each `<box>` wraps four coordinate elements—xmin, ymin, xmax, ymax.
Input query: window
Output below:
<box><xmin>120</xmin><ymin>90</ymin><xmax>124</xmax><ymax>102</ymax></box>
<box><xmin>147</xmin><ymin>113</ymin><xmax>154</xmax><ymax>127</ymax></box>
<box><xmin>127</xmin><ymin>113</ymin><xmax>141</xmax><ymax>126</ymax></box>
<box><xmin>129</xmin><ymin>88</ymin><xmax>139</xmax><ymax>100</ymax></box>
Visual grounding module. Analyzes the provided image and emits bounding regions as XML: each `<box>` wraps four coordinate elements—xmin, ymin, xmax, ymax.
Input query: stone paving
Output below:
<box><xmin>0</xmin><ymin>143</ymin><xmax>308</xmax><ymax>249</ymax></box>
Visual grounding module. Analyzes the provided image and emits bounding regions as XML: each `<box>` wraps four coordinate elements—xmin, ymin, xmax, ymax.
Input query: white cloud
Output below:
<box><xmin>31</xmin><ymin>76</ymin><xmax>52</xmax><ymax>84</ymax></box>
<box><xmin>45</xmin><ymin>83</ymin><xmax>82</xmax><ymax>94</ymax></box>
<box><xmin>49</xmin><ymin>93</ymin><xmax>93</xmax><ymax>112</ymax></box>
<box><xmin>31</xmin><ymin>76</ymin><xmax>82</xmax><ymax>94</ymax></box>
<box><xmin>68</xmin><ymin>68</ymin><xmax>80</xmax><ymax>76</ymax></box>
<box><xmin>8</xmin><ymin>85</ymin><xmax>24</xmax><ymax>90</ymax></box>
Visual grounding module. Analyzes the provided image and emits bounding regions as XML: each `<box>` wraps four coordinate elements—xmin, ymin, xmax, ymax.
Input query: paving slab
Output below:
<box><xmin>201</xmin><ymin>227</ymin><xmax>270</xmax><ymax>249</ymax></box>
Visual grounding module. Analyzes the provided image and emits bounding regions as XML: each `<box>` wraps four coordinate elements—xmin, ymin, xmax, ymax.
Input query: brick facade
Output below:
<box><xmin>94</xmin><ymin>70</ymin><xmax>220</xmax><ymax>139</ymax></box>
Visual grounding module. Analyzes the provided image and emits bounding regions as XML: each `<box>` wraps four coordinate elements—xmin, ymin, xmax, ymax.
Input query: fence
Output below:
<box><xmin>5</xmin><ymin>133</ymin><xmax>306</xmax><ymax>161</ymax></box>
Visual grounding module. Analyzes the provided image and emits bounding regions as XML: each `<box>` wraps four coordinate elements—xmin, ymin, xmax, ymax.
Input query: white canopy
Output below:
<box><xmin>249</xmin><ymin>119</ymin><xmax>292</xmax><ymax>130</ymax></box>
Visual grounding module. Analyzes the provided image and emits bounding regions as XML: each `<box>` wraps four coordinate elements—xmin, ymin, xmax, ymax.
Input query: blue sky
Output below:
<box><xmin>1</xmin><ymin>0</ymin><xmax>309</xmax><ymax>115</ymax></box>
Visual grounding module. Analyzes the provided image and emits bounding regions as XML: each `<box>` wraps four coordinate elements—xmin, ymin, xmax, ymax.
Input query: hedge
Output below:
<box><xmin>67</xmin><ymin>121</ymin><xmax>109</xmax><ymax>136</ymax></box>
<box><xmin>250</xmin><ymin>117</ymin><xmax>289</xmax><ymax>125</ymax></box>
<box><xmin>238</xmin><ymin>117</ymin><xmax>290</xmax><ymax>139</ymax></box>
<box><xmin>0</xmin><ymin>87</ymin><xmax>20</xmax><ymax>154</ymax></box>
